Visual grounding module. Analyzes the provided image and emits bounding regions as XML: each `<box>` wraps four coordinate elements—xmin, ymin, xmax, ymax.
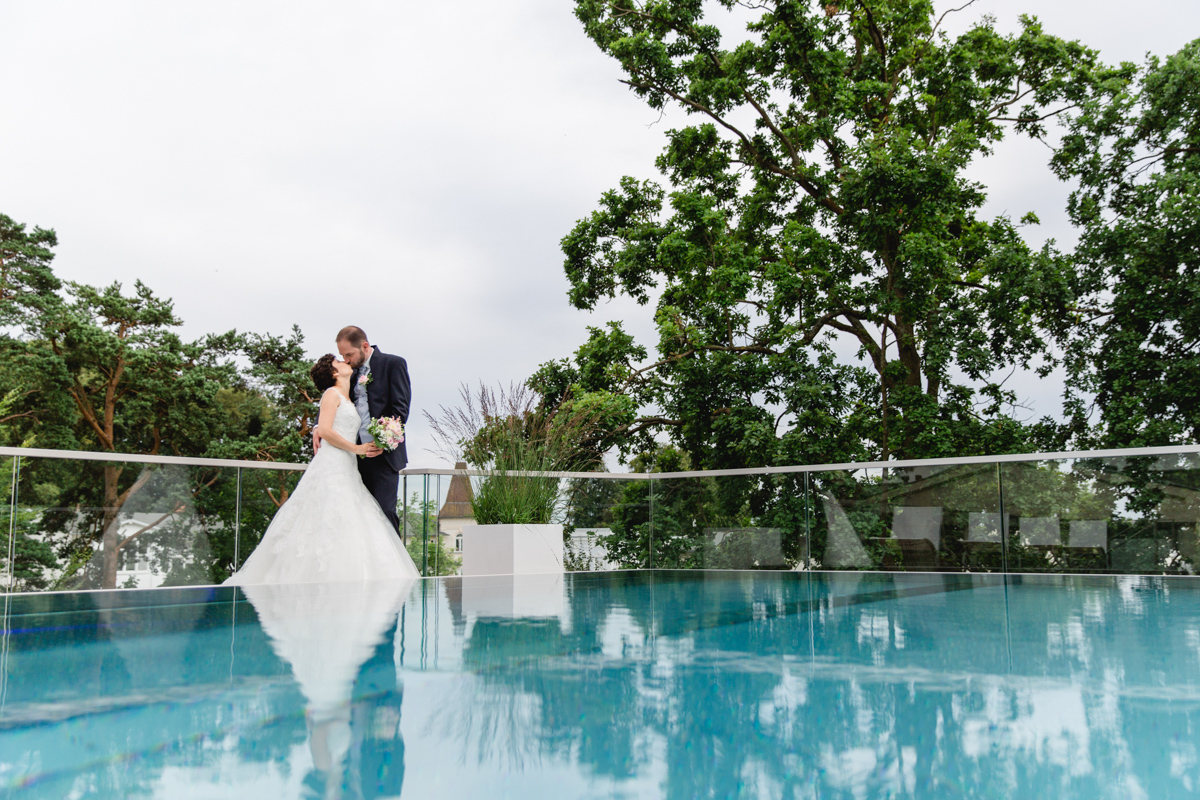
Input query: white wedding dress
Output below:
<box><xmin>225</xmin><ymin>393</ymin><xmax>421</xmax><ymax>585</ymax></box>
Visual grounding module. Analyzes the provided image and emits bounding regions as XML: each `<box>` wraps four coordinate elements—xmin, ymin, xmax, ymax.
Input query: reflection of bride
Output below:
<box><xmin>240</xmin><ymin>579</ymin><xmax>414</xmax><ymax>799</ymax></box>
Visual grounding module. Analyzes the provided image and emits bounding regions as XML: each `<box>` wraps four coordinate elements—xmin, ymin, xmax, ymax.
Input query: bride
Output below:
<box><xmin>225</xmin><ymin>354</ymin><xmax>421</xmax><ymax>585</ymax></box>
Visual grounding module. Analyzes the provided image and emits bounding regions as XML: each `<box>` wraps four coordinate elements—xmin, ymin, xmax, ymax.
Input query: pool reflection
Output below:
<box><xmin>4</xmin><ymin>572</ymin><xmax>1200</xmax><ymax>798</ymax></box>
<box><xmin>404</xmin><ymin>571</ymin><xmax>1200</xmax><ymax>799</ymax></box>
<box><xmin>240</xmin><ymin>580</ymin><xmax>412</xmax><ymax>799</ymax></box>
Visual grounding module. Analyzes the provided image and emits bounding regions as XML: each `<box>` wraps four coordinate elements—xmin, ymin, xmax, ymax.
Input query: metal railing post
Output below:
<box><xmin>803</xmin><ymin>471</ymin><xmax>811</xmax><ymax>570</ymax></box>
<box><xmin>997</xmin><ymin>461</ymin><xmax>1009</xmax><ymax>573</ymax></box>
<box><xmin>421</xmin><ymin>474</ymin><xmax>430</xmax><ymax>577</ymax></box>
<box><xmin>233</xmin><ymin>467</ymin><xmax>242</xmax><ymax>571</ymax></box>
<box><xmin>6</xmin><ymin>456</ymin><xmax>20</xmax><ymax>593</ymax></box>
<box><xmin>647</xmin><ymin>469</ymin><xmax>654</xmax><ymax>569</ymax></box>
<box><xmin>433</xmin><ymin>474</ymin><xmax>441</xmax><ymax>576</ymax></box>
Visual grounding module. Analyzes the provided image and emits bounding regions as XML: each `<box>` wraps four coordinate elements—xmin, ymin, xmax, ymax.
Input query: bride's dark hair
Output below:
<box><xmin>310</xmin><ymin>354</ymin><xmax>339</xmax><ymax>392</ymax></box>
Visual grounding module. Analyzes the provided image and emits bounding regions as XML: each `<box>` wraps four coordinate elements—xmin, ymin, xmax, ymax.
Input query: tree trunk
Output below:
<box><xmin>100</xmin><ymin>464</ymin><xmax>122</xmax><ymax>589</ymax></box>
<box><xmin>98</xmin><ymin>463</ymin><xmax>154</xmax><ymax>589</ymax></box>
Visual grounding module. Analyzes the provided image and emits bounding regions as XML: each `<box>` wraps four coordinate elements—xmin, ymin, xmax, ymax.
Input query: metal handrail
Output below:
<box><xmin>0</xmin><ymin>446</ymin><xmax>307</xmax><ymax>471</ymax></box>
<box><xmin>2</xmin><ymin>442</ymin><xmax>1197</xmax><ymax>480</ymax></box>
<box><xmin>399</xmin><ymin>443</ymin><xmax>1200</xmax><ymax>480</ymax></box>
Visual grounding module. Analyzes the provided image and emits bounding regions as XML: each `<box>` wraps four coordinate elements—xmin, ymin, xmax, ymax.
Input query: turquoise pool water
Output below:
<box><xmin>1</xmin><ymin>570</ymin><xmax>1199</xmax><ymax>798</ymax></box>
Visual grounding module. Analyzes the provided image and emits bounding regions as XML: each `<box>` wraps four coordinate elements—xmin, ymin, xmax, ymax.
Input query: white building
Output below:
<box><xmin>438</xmin><ymin>463</ymin><xmax>475</xmax><ymax>553</ymax></box>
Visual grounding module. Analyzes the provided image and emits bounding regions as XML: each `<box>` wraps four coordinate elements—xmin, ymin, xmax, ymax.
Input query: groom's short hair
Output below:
<box><xmin>336</xmin><ymin>326</ymin><xmax>368</xmax><ymax>347</ymax></box>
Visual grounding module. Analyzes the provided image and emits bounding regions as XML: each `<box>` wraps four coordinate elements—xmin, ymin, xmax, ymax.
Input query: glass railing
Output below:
<box><xmin>3</xmin><ymin>444</ymin><xmax>1200</xmax><ymax>592</ymax></box>
<box><xmin>400</xmin><ymin>472</ymin><xmax>458</xmax><ymax>578</ymax></box>
<box><xmin>0</xmin><ymin>448</ymin><xmax>304</xmax><ymax>593</ymax></box>
<box><xmin>408</xmin><ymin>445</ymin><xmax>1200</xmax><ymax>577</ymax></box>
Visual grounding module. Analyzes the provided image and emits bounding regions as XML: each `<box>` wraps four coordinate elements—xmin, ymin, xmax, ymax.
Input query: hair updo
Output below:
<box><xmin>310</xmin><ymin>353</ymin><xmax>338</xmax><ymax>392</ymax></box>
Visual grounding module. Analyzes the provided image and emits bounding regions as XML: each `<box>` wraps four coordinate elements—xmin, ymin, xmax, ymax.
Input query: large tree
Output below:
<box><xmin>1053</xmin><ymin>39</ymin><xmax>1200</xmax><ymax>448</ymax></box>
<box><xmin>542</xmin><ymin>0</ymin><xmax>1116</xmax><ymax>468</ymax></box>
<box><xmin>0</xmin><ymin>213</ymin><xmax>324</xmax><ymax>588</ymax></box>
<box><xmin>29</xmin><ymin>280</ymin><xmax>240</xmax><ymax>587</ymax></box>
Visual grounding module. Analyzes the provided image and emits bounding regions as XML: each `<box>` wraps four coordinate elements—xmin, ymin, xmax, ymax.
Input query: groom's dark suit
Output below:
<box><xmin>351</xmin><ymin>346</ymin><xmax>411</xmax><ymax>534</ymax></box>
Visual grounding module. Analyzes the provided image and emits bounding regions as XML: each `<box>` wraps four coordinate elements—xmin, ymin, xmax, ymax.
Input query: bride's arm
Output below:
<box><xmin>315</xmin><ymin>388</ymin><xmax>371</xmax><ymax>455</ymax></box>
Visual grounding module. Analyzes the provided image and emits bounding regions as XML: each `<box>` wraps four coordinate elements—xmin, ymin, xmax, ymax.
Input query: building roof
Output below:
<box><xmin>439</xmin><ymin>462</ymin><xmax>475</xmax><ymax>520</ymax></box>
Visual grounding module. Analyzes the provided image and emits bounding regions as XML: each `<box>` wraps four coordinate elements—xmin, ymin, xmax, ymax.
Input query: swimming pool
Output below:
<box><xmin>1</xmin><ymin>570</ymin><xmax>1199</xmax><ymax>798</ymax></box>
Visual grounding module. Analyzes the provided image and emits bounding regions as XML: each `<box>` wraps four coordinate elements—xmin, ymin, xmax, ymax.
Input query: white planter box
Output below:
<box><xmin>461</xmin><ymin>523</ymin><xmax>564</xmax><ymax>576</ymax></box>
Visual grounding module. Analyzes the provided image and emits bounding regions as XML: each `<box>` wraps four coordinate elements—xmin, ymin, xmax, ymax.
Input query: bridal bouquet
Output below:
<box><xmin>367</xmin><ymin>416</ymin><xmax>405</xmax><ymax>452</ymax></box>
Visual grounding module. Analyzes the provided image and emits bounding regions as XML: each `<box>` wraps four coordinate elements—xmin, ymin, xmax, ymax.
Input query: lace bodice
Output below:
<box><xmin>330</xmin><ymin>392</ymin><xmax>361</xmax><ymax>442</ymax></box>
<box><xmin>307</xmin><ymin>392</ymin><xmax>362</xmax><ymax>470</ymax></box>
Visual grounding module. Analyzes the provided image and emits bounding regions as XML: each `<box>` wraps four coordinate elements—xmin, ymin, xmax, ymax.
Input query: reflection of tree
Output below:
<box><xmin>431</xmin><ymin>572</ymin><xmax>1200</xmax><ymax>797</ymax></box>
<box><xmin>596</xmin><ymin>454</ymin><xmax>1200</xmax><ymax>576</ymax></box>
<box><xmin>432</xmin><ymin>578</ymin><xmax>650</xmax><ymax>777</ymax></box>
<box><xmin>7</xmin><ymin>459</ymin><xmax>307</xmax><ymax>591</ymax></box>
<box><xmin>12</xmin><ymin>573</ymin><xmax>1200</xmax><ymax>795</ymax></box>
<box><xmin>198</xmin><ymin>463</ymin><xmax>307</xmax><ymax>576</ymax></box>
<box><xmin>1</xmin><ymin>592</ymin><xmax>307</xmax><ymax>798</ymax></box>
<box><xmin>449</xmin><ymin>618</ymin><xmax>607</xmax><ymax>770</ymax></box>
<box><xmin>2</xmin><ymin>587</ymin><xmax>413</xmax><ymax>798</ymax></box>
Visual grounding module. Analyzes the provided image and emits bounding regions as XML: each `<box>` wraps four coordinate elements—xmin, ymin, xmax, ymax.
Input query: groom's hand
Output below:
<box><xmin>363</xmin><ymin>443</ymin><xmax>384</xmax><ymax>458</ymax></box>
<box><xmin>312</xmin><ymin>430</ymin><xmax>323</xmax><ymax>452</ymax></box>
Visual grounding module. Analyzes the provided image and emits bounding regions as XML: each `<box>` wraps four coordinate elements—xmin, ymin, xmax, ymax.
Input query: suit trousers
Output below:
<box><xmin>357</xmin><ymin>453</ymin><xmax>401</xmax><ymax>534</ymax></box>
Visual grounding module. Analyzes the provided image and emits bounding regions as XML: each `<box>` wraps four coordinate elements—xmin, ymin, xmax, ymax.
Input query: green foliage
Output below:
<box><xmin>21</xmin><ymin>279</ymin><xmax>242</xmax><ymax>587</ymax></box>
<box><xmin>208</xmin><ymin>327</ymin><xmax>319</xmax><ymax>463</ymax></box>
<box><xmin>0</xmin><ymin>467</ymin><xmax>58</xmax><ymax>591</ymax></box>
<box><xmin>1052</xmin><ymin>39</ymin><xmax>1200</xmax><ymax>448</ymax></box>
<box><xmin>429</xmin><ymin>383</ymin><xmax>605</xmax><ymax>525</ymax></box>
<box><xmin>564</xmin><ymin>477</ymin><xmax>621</xmax><ymax>529</ymax></box>
<box><xmin>0</xmin><ymin>213</ymin><xmax>319</xmax><ymax>590</ymax></box>
<box><xmin>0</xmin><ymin>213</ymin><xmax>61</xmax><ymax>326</ymax></box>
<box><xmin>562</xmin><ymin>477</ymin><xmax>622</xmax><ymax>570</ymax></box>
<box><xmin>405</xmin><ymin>532</ymin><xmax>461</xmax><ymax>577</ymax></box>
<box><xmin>40</xmin><ymin>280</ymin><xmax>237</xmax><ymax>456</ymax></box>
<box><xmin>549</xmin><ymin>0</ymin><xmax>1115</xmax><ymax>469</ymax></box>
<box><xmin>600</xmin><ymin>445</ymin><xmax>741</xmax><ymax>568</ymax></box>
<box><xmin>471</xmin><ymin>474</ymin><xmax>560</xmax><ymax>526</ymax></box>
<box><xmin>401</xmin><ymin>492</ymin><xmax>462</xmax><ymax>576</ymax></box>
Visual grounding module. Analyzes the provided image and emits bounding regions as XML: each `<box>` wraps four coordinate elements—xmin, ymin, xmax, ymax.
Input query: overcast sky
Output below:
<box><xmin>3</xmin><ymin>0</ymin><xmax>1198</xmax><ymax>468</ymax></box>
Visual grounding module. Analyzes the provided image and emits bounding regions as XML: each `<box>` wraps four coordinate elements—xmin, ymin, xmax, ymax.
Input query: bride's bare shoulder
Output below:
<box><xmin>321</xmin><ymin>387</ymin><xmax>346</xmax><ymax>404</ymax></box>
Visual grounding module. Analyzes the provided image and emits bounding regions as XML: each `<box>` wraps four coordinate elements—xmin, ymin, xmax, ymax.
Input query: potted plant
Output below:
<box><xmin>427</xmin><ymin>383</ymin><xmax>601</xmax><ymax>575</ymax></box>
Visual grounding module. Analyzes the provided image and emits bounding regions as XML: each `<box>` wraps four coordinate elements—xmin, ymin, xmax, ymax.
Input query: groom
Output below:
<box><xmin>328</xmin><ymin>325</ymin><xmax>411</xmax><ymax>534</ymax></box>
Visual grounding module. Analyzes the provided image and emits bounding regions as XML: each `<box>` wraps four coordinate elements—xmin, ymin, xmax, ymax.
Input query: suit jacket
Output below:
<box><xmin>350</xmin><ymin>346</ymin><xmax>411</xmax><ymax>471</ymax></box>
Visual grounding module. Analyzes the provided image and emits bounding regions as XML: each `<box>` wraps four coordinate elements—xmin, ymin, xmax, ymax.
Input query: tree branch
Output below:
<box><xmin>991</xmin><ymin>104</ymin><xmax>1081</xmax><ymax>124</ymax></box>
<box><xmin>620</xmin><ymin>416</ymin><xmax>685</xmax><ymax>436</ymax></box>
<box><xmin>930</xmin><ymin>0</ymin><xmax>978</xmax><ymax>38</ymax></box>
<box><xmin>115</xmin><ymin>503</ymin><xmax>186</xmax><ymax>553</ymax></box>
<box><xmin>267</xmin><ymin>486</ymin><xmax>291</xmax><ymax>509</ymax></box>
<box><xmin>69</xmin><ymin>382</ymin><xmax>111</xmax><ymax>450</ymax></box>
<box><xmin>115</xmin><ymin>468</ymin><xmax>154</xmax><ymax>510</ymax></box>
<box><xmin>621</xmin><ymin>77</ymin><xmax>846</xmax><ymax>215</ymax></box>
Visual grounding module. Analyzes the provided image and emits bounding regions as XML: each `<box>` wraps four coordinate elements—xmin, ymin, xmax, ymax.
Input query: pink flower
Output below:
<box><xmin>366</xmin><ymin>415</ymin><xmax>404</xmax><ymax>451</ymax></box>
<box><xmin>357</xmin><ymin>374</ymin><xmax>369</xmax><ymax>385</ymax></box>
